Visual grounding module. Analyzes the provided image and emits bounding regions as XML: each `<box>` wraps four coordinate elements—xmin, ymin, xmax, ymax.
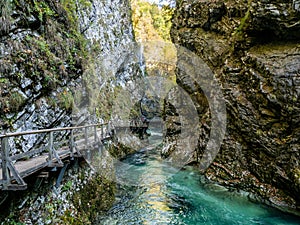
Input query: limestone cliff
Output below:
<box><xmin>171</xmin><ymin>0</ymin><xmax>300</xmax><ymax>213</ymax></box>
<box><xmin>0</xmin><ymin>0</ymin><xmax>136</xmax><ymax>223</ymax></box>
<box><xmin>0</xmin><ymin>0</ymin><xmax>137</xmax><ymax>152</ymax></box>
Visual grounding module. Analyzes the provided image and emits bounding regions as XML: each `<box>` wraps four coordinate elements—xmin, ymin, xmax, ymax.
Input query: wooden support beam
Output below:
<box><xmin>48</xmin><ymin>132</ymin><xmax>54</xmax><ymax>162</ymax></box>
<box><xmin>1</xmin><ymin>137</ymin><xmax>9</xmax><ymax>188</ymax></box>
<box><xmin>7</xmin><ymin>161</ymin><xmax>26</xmax><ymax>187</ymax></box>
<box><xmin>47</xmin><ymin>132</ymin><xmax>63</xmax><ymax>167</ymax></box>
<box><xmin>37</xmin><ymin>171</ymin><xmax>49</xmax><ymax>178</ymax></box>
<box><xmin>11</xmin><ymin>146</ymin><xmax>46</xmax><ymax>161</ymax></box>
<box><xmin>70</xmin><ymin>130</ymin><xmax>74</xmax><ymax>159</ymax></box>
<box><xmin>5</xmin><ymin>184</ymin><xmax>27</xmax><ymax>191</ymax></box>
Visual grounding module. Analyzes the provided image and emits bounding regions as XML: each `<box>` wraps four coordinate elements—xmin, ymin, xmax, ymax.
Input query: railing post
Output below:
<box><xmin>48</xmin><ymin>132</ymin><xmax>54</xmax><ymax>162</ymax></box>
<box><xmin>94</xmin><ymin>125</ymin><xmax>97</xmax><ymax>142</ymax></box>
<box><xmin>85</xmin><ymin>127</ymin><xmax>91</xmax><ymax>163</ymax></box>
<box><xmin>107</xmin><ymin>122</ymin><xmax>110</xmax><ymax>137</ymax></box>
<box><xmin>84</xmin><ymin>127</ymin><xmax>88</xmax><ymax>149</ymax></box>
<box><xmin>1</xmin><ymin>137</ymin><xmax>10</xmax><ymax>186</ymax></box>
<box><xmin>48</xmin><ymin>131</ymin><xmax>63</xmax><ymax>168</ymax></box>
<box><xmin>70</xmin><ymin>130</ymin><xmax>74</xmax><ymax>159</ymax></box>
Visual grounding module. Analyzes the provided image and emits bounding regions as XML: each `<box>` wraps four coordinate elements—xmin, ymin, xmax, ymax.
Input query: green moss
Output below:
<box><xmin>0</xmin><ymin>92</ymin><xmax>26</xmax><ymax>113</ymax></box>
<box><xmin>232</xmin><ymin>0</ymin><xmax>253</xmax><ymax>47</ymax></box>
<box><xmin>10</xmin><ymin>92</ymin><xmax>25</xmax><ymax>109</ymax></box>
<box><xmin>73</xmin><ymin>174</ymin><xmax>115</xmax><ymax>222</ymax></box>
<box><xmin>0</xmin><ymin>78</ymin><xmax>9</xmax><ymax>83</ymax></box>
<box><xmin>58</xmin><ymin>89</ymin><xmax>74</xmax><ymax>110</ymax></box>
<box><xmin>60</xmin><ymin>209</ymin><xmax>90</xmax><ymax>225</ymax></box>
<box><xmin>33</xmin><ymin>0</ymin><xmax>55</xmax><ymax>22</ymax></box>
<box><xmin>108</xmin><ymin>142</ymin><xmax>136</xmax><ymax>159</ymax></box>
<box><xmin>0</xmin><ymin>0</ymin><xmax>12</xmax><ymax>35</ymax></box>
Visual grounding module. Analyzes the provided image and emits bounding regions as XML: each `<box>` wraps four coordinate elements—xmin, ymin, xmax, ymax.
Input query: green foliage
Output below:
<box><xmin>58</xmin><ymin>89</ymin><xmax>74</xmax><ymax>110</ymax></box>
<box><xmin>3</xmin><ymin>213</ymin><xmax>25</xmax><ymax>225</ymax></box>
<box><xmin>0</xmin><ymin>0</ymin><xmax>12</xmax><ymax>35</ymax></box>
<box><xmin>0</xmin><ymin>92</ymin><xmax>26</xmax><ymax>114</ymax></box>
<box><xmin>131</xmin><ymin>0</ymin><xmax>174</xmax><ymax>41</ymax></box>
<box><xmin>60</xmin><ymin>209</ymin><xmax>90</xmax><ymax>224</ymax></box>
<box><xmin>33</xmin><ymin>0</ymin><xmax>55</xmax><ymax>22</ymax></box>
<box><xmin>32</xmin><ymin>37</ymin><xmax>53</xmax><ymax>58</ymax></box>
<box><xmin>0</xmin><ymin>78</ymin><xmax>9</xmax><ymax>83</ymax></box>
<box><xmin>62</xmin><ymin>180</ymin><xmax>73</xmax><ymax>192</ymax></box>
<box><xmin>234</xmin><ymin>8</ymin><xmax>251</xmax><ymax>36</ymax></box>
<box><xmin>150</xmin><ymin>5</ymin><xmax>174</xmax><ymax>41</ymax></box>
<box><xmin>232</xmin><ymin>0</ymin><xmax>252</xmax><ymax>40</ymax></box>
<box><xmin>73</xmin><ymin>175</ymin><xmax>115</xmax><ymax>222</ymax></box>
<box><xmin>62</xmin><ymin>0</ymin><xmax>91</xmax><ymax>28</ymax></box>
<box><xmin>0</xmin><ymin>0</ymin><xmax>92</xmax><ymax>125</ymax></box>
<box><xmin>9</xmin><ymin>92</ymin><xmax>26</xmax><ymax>112</ymax></box>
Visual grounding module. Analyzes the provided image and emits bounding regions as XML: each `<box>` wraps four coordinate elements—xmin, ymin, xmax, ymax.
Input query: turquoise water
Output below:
<box><xmin>98</xmin><ymin>141</ymin><xmax>299</xmax><ymax>225</ymax></box>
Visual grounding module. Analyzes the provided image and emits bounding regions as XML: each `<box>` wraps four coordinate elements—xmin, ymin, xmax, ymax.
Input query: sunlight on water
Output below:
<box><xmin>97</xmin><ymin>140</ymin><xmax>299</xmax><ymax>225</ymax></box>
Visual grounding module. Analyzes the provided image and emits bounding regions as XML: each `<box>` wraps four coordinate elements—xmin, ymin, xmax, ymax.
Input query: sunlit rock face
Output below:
<box><xmin>0</xmin><ymin>0</ymin><xmax>137</xmax><ymax>223</ymax></box>
<box><xmin>0</xmin><ymin>0</ymin><xmax>140</xmax><ymax>154</ymax></box>
<box><xmin>171</xmin><ymin>0</ymin><xmax>300</xmax><ymax>214</ymax></box>
<box><xmin>78</xmin><ymin>0</ymin><xmax>139</xmax><ymax>86</ymax></box>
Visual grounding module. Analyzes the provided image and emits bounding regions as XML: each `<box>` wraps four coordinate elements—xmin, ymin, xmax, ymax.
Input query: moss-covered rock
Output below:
<box><xmin>73</xmin><ymin>173</ymin><xmax>115</xmax><ymax>222</ymax></box>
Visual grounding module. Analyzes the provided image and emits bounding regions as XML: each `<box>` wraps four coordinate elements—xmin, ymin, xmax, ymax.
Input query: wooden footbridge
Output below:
<box><xmin>0</xmin><ymin>123</ymin><xmax>114</xmax><ymax>191</ymax></box>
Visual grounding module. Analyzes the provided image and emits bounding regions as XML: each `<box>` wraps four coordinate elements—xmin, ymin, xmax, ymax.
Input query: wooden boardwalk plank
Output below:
<box><xmin>0</xmin><ymin>123</ymin><xmax>113</xmax><ymax>190</ymax></box>
<box><xmin>0</xmin><ymin>150</ymin><xmax>71</xmax><ymax>181</ymax></box>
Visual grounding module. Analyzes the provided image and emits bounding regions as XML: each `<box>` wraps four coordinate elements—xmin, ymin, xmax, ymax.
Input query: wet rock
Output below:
<box><xmin>171</xmin><ymin>0</ymin><xmax>300</xmax><ymax>214</ymax></box>
<box><xmin>248</xmin><ymin>1</ymin><xmax>300</xmax><ymax>41</ymax></box>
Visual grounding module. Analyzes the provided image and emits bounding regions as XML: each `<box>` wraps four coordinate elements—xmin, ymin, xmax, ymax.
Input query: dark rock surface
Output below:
<box><xmin>171</xmin><ymin>0</ymin><xmax>300</xmax><ymax>214</ymax></box>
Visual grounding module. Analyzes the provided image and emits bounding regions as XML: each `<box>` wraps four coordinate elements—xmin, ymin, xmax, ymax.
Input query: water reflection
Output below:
<box><xmin>138</xmin><ymin>162</ymin><xmax>173</xmax><ymax>224</ymax></box>
<box><xmin>98</xmin><ymin>140</ymin><xmax>300</xmax><ymax>225</ymax></box>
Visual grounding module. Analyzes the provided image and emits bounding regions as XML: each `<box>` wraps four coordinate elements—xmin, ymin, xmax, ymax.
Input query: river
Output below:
<box><xmin>97</xmin><ymin>132</ymin><xmax>299</xmax><ymax>225</ymax></box>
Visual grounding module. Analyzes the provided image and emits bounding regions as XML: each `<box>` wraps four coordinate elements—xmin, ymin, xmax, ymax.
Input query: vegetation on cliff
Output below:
<box><xmin>0</xmin><ymin>0</ymin><xmax>89</xmax><ymax>127</ymax></box>
<box><xmin>131</xmin><ymin>0</ymin><xmax>174</xmax><ymax>42</ymax></box>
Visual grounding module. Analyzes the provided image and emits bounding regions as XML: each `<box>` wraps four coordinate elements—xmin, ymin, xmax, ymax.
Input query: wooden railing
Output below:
<box><xmin>0</xmin><ymin>122</ymin><xmax>113</xmax><ymax>190</ymax></box>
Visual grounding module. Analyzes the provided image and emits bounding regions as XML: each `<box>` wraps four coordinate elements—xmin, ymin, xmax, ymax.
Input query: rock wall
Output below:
<box><xmin>171</xmin><ymin>0</ymin><xmax>300</xmax><ymax>213</ymax></box>
<box><xmin>0</xmin><ymin>0</ymin><xmax>85</xmax><ymax>153</ymax></box>
<box><xmin>0</xmin><ymin>0</ymin><xmax>138</xmax><ymax>223</ymax></box>
<box><xmin>0</xmin><ymin>0</ymin><xmax>140</xmax><ymax>153</ymax></box>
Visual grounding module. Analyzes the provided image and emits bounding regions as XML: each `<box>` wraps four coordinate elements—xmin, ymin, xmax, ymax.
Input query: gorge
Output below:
<box><xmin>0</xmin><ymin>0</ymin><xmax>299</xmax><ymax>224</ymax></box>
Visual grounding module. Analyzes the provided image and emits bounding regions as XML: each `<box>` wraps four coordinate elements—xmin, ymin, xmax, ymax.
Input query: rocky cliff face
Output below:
<box><xmin>0</xmin><ymin>0</ymin><xmax>139</xmax><ymax>152</ymax></box>
<box><xmin>0</xmin><ymin>0</ymin><xmax>86</xmax><ymax>153</ymax></box>
<box><xmin>171</xmin><ymin>0</ymin><xmax>300</xmax><ymax>213</ymax></box>
<box><xmin>0</xmin><ymin>0</ymin><xmax>137</xmax><ymax>223</ymax></box>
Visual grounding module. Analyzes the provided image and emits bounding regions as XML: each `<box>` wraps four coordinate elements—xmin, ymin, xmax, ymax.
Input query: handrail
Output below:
<box><xmin>0</xmin><ymin>121</ymin><xmax>113</xmax><ymax>190</ymax></box>
<box><xmin>0</xmin><ymin>123</ymin><xmax>108</xmax><ymax>138</ymax></box>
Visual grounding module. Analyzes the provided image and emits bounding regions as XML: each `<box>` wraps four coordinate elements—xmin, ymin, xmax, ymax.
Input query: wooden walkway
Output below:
<box><xmin>0</xmin><ymin>123</ymin><xmax>113</xmax><ymax>190</ymax></box>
